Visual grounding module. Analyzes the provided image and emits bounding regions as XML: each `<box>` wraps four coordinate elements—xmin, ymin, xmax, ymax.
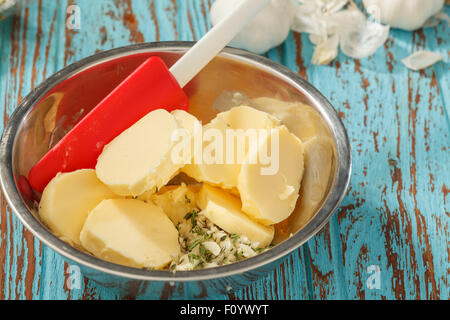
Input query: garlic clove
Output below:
<box><xmin>401</xmin><ymin>51</ymin><xmax>444</xmax><ymax>71</ymax></box>
<box><xmin>311</xmin><ymin>34</ymin><xmax>340</xmax><ymax>65</ymax></box>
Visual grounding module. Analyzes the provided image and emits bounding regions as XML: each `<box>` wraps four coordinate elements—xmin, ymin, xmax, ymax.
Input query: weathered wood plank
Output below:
<box><xmin>315</xmin><ymin>25</ymin><xmax>449</xmax><ymax>299</ymax></box>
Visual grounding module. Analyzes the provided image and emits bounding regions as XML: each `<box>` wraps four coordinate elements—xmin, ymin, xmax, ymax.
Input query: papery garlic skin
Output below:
<box><xmin>401</xmin><ymin>51</ymin><xmax>444</xmax><ymax>71</ymax></box>
<box><xmin>210</xmin><ymin>0</ymin><xmax>297</xmax><ymax>54</ymax></box>
<box><xmin>292</xmin><ymin>1</ymin><xmax>389</xmax><ymax>64</ymax></box>
<box><xmin>340</xmin><ymin>20</ymin><xmax>390</xmax><ymax>59</ymax></box>
<box><xmin>363</xmin><ymin>0</ymin><xmax>445</xmax><ymax>31</ymax></box>
<box><xmin>311</xmin><ymin>34</ymin><xmax>340</xmax><ymax>65</ymax></box>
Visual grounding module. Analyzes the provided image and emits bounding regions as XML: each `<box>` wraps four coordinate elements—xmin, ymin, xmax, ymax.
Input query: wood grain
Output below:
<box><xmin>0</xmin><ymin>0</ymin><xmax>448</xmax><ymax>300</ymax></box>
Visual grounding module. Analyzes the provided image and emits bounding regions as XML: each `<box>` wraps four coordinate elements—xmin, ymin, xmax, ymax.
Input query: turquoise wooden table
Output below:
<box><xmin>0</xmin><ymin>0</ymin><xmax>448</xmax><ymax>300</ymax></box>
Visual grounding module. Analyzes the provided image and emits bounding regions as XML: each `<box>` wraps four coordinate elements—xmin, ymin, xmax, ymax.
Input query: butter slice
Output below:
<box><xmin>96</xmin><ymin>109</ymin><xmax>181</xmax><ymax>197</ymax></box>
<box><xmin>171</xmin><ymin>110</ymin><xmax>201</xmax><ymax>164</ymax></box>
<box><xmin>38</xmin><ymin>169</ymin><xmax>118</xmax><ymax>246</ymax></box>
<box><xmin>288</xmin><ymin>137</ymin><xmax>334</xmax><ymax>232</ymax></box>
<box><xmin>80</xmin><ymin>199</ymin><xmax>181</xmax><ymax>269</ymax></box>
<box><xmin>149</xmin><ymin>184</ymin><xmax>199</xmax><ymax>225</ymax></box>
<box><xmin>198</xmin><ymin>184</ymin><xmax>274</xmax><ymax>248</ymax></box>
<box><xmin>182</xmin><ymin>118</ymin><xmax>241</xmax><ymax>189</ymax></box>
<box><xmin>172</xmin><ymin>110</ymin><xmax>200</xmax><ymax>137</ymax></box>
<box><xmin>182</xmin><ymin>106</ymin><xmax>281</xmax><ymax>190</ymax></box>
<box><xmin>238</xmin><ymin>126</ymin><xmax>305</xmax><ymax>225</ymax></box>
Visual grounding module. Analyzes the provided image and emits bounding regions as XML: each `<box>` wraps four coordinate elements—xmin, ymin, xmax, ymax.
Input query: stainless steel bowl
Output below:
<box><xmin>0</xmin><ymin>42</ymin><xmax>351</xmax><ymax>297</ymax></box>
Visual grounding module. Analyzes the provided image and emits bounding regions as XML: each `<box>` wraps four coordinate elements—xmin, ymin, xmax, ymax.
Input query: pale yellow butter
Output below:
<box><xmin>96</xmin><ymin>109</ymin><xmax>182</xmax><ymax>197</ymax></box>
<box><xmin>38</xmin><ymin>169</ymin><xmax>118</xmax><ymax>246</ymax></box>
<box><xmin>182</xmin><ymin>118</ymin><xmax>241</xmax><ymax>189</ymax></box>
<box><xmin>215</xmin><ymin>105</ymin><xmax>281</xmax><ymax>130</ymax></box>
<box><xmin>171</xmin><ymin>109</ymin><xmax>201</xmax><ymax>137</ymax></box>
<box><xmin>80</xmin><ymin>199</ymin><xmax>181</xmax><ymax>269</ymax></box>
<box><xmin>288</xmin><ymin>136</ymin><xmax>334</xmax><ymax>232</ymax></box>
<box><xmin>238</xmin><ymin>126</ymin><xmax>305</xmax><ymax>225</ymax></box>
<box><xmin>148</xmin><ymin>183</ymin><xmax>199</xmax><ymax>226</ymax></box>
<box><xmin>171</xmin><ymin>110</ymin><xmax>202</xmax><ymax>166</ymax></box>
<box><xmin>182</xmin><ymin>106</ymin><xmax>281</xmax><ymax>190</ymax></box>
<box><xmin>198</xmin><ymin>184</ymin><xmax>274</xmax><ymax>248</ymax></box>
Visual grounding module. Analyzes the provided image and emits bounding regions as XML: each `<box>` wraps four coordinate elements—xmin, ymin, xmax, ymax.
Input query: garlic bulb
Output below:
<box><xmin>340</xmin><ymin>19</ymin><xmax>390</xmax><ymax>59</ymax></box>
<box><xmin>363</xmin><ymin>0</ymin><xmax>445</xmax><ymax>31</ymax></box>
<box><xmin>210</xmin><ymin>0</ymin><xmax>297</xmax><ymax>54</ymax></box>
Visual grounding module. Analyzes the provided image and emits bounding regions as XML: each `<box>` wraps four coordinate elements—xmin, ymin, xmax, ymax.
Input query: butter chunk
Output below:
<box><xmin>96</xmin><ymin>109</ymin><xmax>181</xmax><ymax>197</ymax></box>
<box><xmin>172</xmin><ymin>110</ymin><xmax>201</xmax><ymax>137</ymax></box>
<box><xmin>182</xmin><ymin>106</ymin><xmax>281</xmax><ymax>190</ymax></box>
<box><xmin>148</xmin><ymin>184</ymin><xmax>199</xmax><ymax>226</ymax></box>
<box><xmin>38</xmin><ymin>169</ymin><xmax>118</xmax><ymax>246</ymax></box>
<box><xmin>238</xmin><ymin>126</ymin><xmax>305</xmax><ymax>225</ymax></box>
<box><xmin>198</xmin><ymin>184</ymin><xmax>274</xmax><ymax>248</ymax></box>
<box><xmin>80</xmin><ymin>199</ymin><xmax>181</xmax><ymax>269</ymax></box>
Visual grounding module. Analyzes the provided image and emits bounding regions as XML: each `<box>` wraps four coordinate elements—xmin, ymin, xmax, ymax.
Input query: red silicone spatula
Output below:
<box><xmin>29</xmin><ymin>0</ymin><xmax>271</xmax><ymax>193</ymax></box>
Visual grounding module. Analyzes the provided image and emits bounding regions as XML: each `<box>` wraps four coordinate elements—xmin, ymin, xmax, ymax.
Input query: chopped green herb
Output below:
<box><xmin>188</xmin><ymin>238</ymin><xmax>202</xmax><ymax>250</ymax></box>
<box><xmin>231</xmin><ymin>234</ymin><xmax>240</xmax><ymax>243</ymax></box>
<box><xmin>188</xmin><ymin>253</ymin><xmax>201</xmax><ymax>264</ymax></box>
<box><xmin>199</xmin><ymin>244</ymin><xmax>206</xmax><ymax>256</ymax></box>
<box><xmin>256</xmin><ymin>247</ymin><xmax>266</xmax><ymax>254</ymax></box>
<box><xmin>184</xmin><ymin>209</ymin><xmax>200</xmax><ymax>227</ymax></box>
<box><xmin>172</xmin><ymin>207</ymin><xmax>269</xmax><ymax>271</ymax></box>
<box><xmin>192</xmin><ymin>226</ymin><xmax>205</xmax><ymax>236</ymax></box>
<box><xmin>235</xmin><ymin>251</ymin><xmax>243</xmax><ymax>261</ymax></box>
<box><xmin>198</xmin><ymin>244</ymin><xmax>214</xmax><ymax>263</ymax></box>
<box><xmin>203</xmin><ymin>233</ymin><xmax>212</xmax><ymax>241</ymax></box>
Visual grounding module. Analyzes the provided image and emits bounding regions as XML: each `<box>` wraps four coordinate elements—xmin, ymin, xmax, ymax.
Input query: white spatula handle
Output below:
<box><xmin>170</xmin><ymin>0</ymin><xmax>271</xmax><ymax>88</ymax></box>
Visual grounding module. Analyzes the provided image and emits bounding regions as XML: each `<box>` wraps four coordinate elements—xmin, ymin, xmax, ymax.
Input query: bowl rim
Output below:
<box><xmin>0</xmin><ymin>41</ymin><xmax>352</xmax><ymax>282</ymax></box>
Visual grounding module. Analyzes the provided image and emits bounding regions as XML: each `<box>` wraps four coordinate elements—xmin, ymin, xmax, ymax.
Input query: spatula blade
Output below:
<box><xmin>29</xmin><ymin>56</ymin><xmax>189</xmax><ymax>193</ymax></box>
